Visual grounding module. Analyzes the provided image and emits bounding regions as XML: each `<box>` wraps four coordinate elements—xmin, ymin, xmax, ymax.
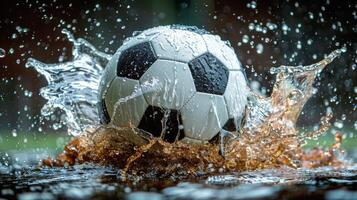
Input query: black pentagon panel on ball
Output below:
<box><xmin>188</xmin><ymin>53</ymin><xmax>229</xmax><ymax>95</ymax></box>
<box><xmin>138</xmin><ymin>106</ymin><xmax>185</xmax><ymax>143</ymax></box>
<box><xmin>98</xmin><ymin>99</ymin><xmax>110</xmax><ymax>124</ymax></box>
<box><xmin>170</xmin><ymin>24</ymin><xmax>210</xmax><ymax>35</ymax></box>
<box><xmin>117</xmin><ymin>42</ymin><xmax>157</xmax><ymax>80</ymax></box>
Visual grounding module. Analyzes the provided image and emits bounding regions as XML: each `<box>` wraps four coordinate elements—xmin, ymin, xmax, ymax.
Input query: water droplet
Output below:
<box><xmin>282</xmin><ymin>24</ymin><xmax>289</xmax><ymax>31</ymax></box>
<box><xmin>132</xmin><ymin>31</ymin><xmax>142</xmax><ymax>37</ymax></box>
<box><xmin>12</xmin><ymin>129</ymin><xmax>17</xmax><ymax>137</ymax></box>
<box><xmin>256</xmin><ymin>43</ymin><xmax>264</xmax><ymax>54</ymax></box>
<box><xmin>266</xmin><ymin>22</ymin><xmax>277</xmax><ymax>30</ymax></box>
<box><xmin>334</xmin><ymin>121</ymin><xmax>344</xmax><ymax>129</ymax></box>
<box><xmin>0</xmin><ymin>48</ymin><xmax>5</xmax><ymax>58</ymax></box>
<box><xmin>297</xmin><ymin>41</ymin><xmax>302</xmax><ymax>49</ymax></box>
<box><xmin>242</xmin><ymin>35</ymin><xmax>249</xmax><ymax>43</ymax></box>
<box><xmin>24</xmin><ymin>90</ymin><xmax>33</xmax><ymax>97</ymax></box>
<box><xmin>247</xmin><ymin>1</ymin><xmax>257</xmax><ymax>9</ymax></box>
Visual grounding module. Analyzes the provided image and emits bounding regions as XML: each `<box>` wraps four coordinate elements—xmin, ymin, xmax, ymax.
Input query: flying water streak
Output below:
<box><xmin>111</xmin><ymin>78</ymin><xmax>161</xmax><ymax>124</ymax></box>
<box><xmin>25</xmin><ymin>30</ymin><xmax>112</xmax><ymax>136</ymax></box>
<box><xmin>243</xmin><ymin>48</ymin><xmax>346</xmax><ymax>133</ymax></box>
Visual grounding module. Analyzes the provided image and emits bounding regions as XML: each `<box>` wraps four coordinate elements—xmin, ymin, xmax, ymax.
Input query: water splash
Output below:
<box><xmin>223</xmin><ymin>48</ymin><xmax>347</xmax><ymax>170</ymax></box>
<box><xmin>25</xmin><ymin>30</ymin><xmax>112</xmax><ymax>136</ymax></box>
<box><xmin>28</xmin><ymin>29</ymin><xmax>348</xmax><ymax>176</ymax></box>
<box><xmin>243</xmin><ymin>48</ymin><xmax>346</xmax><ymax>133</ymax></box>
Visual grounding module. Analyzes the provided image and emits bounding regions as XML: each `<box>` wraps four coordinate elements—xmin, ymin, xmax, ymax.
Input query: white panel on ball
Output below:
<box><xmin>98</xmin><ymin>52</ymin><xmax>120</xmax><ymax>100</ymax></box>
<box><xmin>202</xmin><ymin>34</ymin><xmax>242</xmax><ymax>71</ymax></box>
<box><xmin>105</xmin><ymin>77</ymin><xmax>148</xmax><ymax>127</ymax></box>
<box><xmin>150</xmin><ymin>29</ymin><xmax>207</xmax><ymax>63</ymax></box>
<box><xmin>223</xmin><ymin>71</ymin><xmax>249</xmax><ymax>123</ymax></box>
<box><xmin>181</xmin><ymin>92</ymin><xmax>229</xmax><ymax>141</ymax></box>
<box><xmin>139</xmin><ymin>26</ymin><xmax>171</xmax><ymax>38</ymax></box>
<box><xmin>139</xmin><ymin>59</ymin><xmax>196</xmax><ymax>110</ymax></box>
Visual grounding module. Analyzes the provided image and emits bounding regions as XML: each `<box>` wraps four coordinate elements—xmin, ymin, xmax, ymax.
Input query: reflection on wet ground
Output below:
<box><xmin>1</xmin><ymin>151</ymin><xmax>357</xmax><ymax>200</ymax></box>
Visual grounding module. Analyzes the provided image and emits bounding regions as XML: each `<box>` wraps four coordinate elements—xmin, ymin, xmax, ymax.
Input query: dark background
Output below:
<box><xmin>0</xmin><ymin>0</ymin><xmax>356</xmax><ymax>136</ymax></box>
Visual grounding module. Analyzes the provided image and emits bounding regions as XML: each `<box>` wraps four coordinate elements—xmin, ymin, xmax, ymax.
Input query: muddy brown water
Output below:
<box><xmin>1</xmin><ymin>151</ymin><xmax>357</xmax><ymax>200</ymax></box>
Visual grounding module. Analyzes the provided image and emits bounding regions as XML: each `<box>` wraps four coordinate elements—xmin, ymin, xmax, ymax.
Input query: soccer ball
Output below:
<box><xmin>98</xmin><ymin>25</ymin><xmax>249</xmax><ymax>144</ymax></box>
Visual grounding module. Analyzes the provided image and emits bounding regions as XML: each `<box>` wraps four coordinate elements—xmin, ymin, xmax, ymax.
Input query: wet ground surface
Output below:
<box><xmin>1</xmin><ymin>164</ymin><xmax>357</xmax><ymax>200</ymax></box>
<box><xmin>1</xmin><ymin>151</ymin><xmax>357</xmax><ymax>200</ymax></box>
